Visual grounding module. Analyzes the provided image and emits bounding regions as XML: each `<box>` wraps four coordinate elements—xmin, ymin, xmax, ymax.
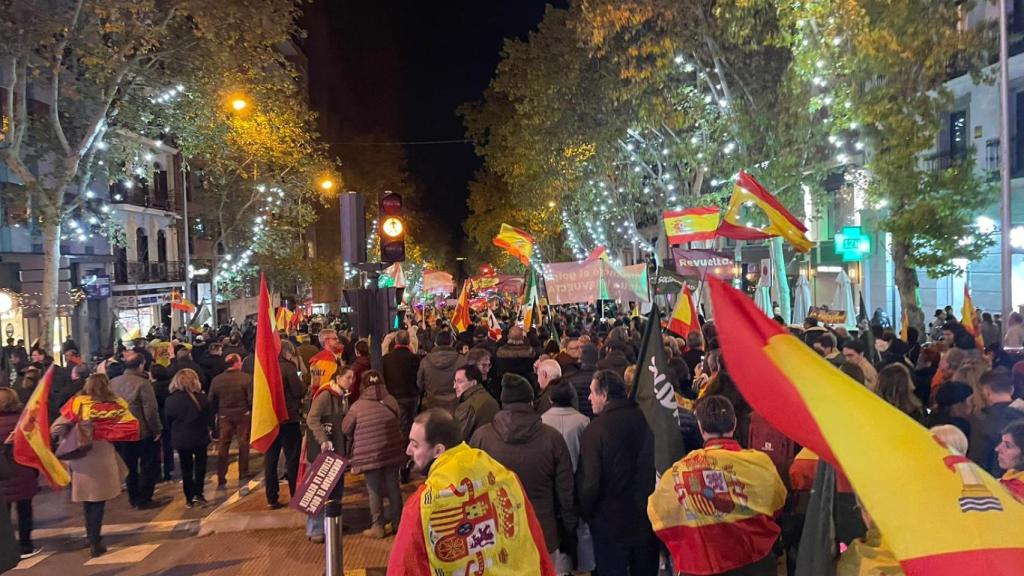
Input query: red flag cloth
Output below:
<box><xmin>250</xmin><ymin>274</ymin><xmax>288</xmax><ymax>453</ymax></box>
<box><xmin>14</xmin><ymin>367</ymin><xmax>70</xmax><ymax>488</ymax></box>
<box><xmin>452</xmin><ymin>280</ymin><xmax>471</xmax><ymax>333</ymax></box>
<box><xmin>667</xmin><ymin>284</ymin><xmax>699</xmax><ymax>337</ymax></box>
<box><xmin>717</xmin><ymin>171</ymin><xmax>813</xmax><ymax>252</ymax></box>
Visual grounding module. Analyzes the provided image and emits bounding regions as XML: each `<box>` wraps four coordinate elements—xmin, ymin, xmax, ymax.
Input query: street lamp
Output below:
<box><xmin>319</xmin><ymin>177</ymin><xmax>335</xmax><ymax>192</ymax></box>
<box><xmin>231</xmin><ymin>98</ymin><xmax>248</xmax><ymax>112</ymax></box>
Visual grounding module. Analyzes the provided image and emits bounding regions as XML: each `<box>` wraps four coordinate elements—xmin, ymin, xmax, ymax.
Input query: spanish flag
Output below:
<box><xmin>13</xmin><ymin>367</ymin><xmax>70</xmax><ymax>489</ymax></box>
<box><xmin>451</xmin><ymin>280</ymin><xmax>471</xmax><ymax>334</ymax></box>
<box><xmin>170</xmin><ymin>289</ymin><xmax>196</xmax><ymax>313</ymax></box>
<box><xmin>667</xmin><ymin>284</ymin><xmax>699</xmax><ymax>337</ymax></box>
<box><xmin>717</xmin><ymin>171</ymin><xmax>813</xmax><ymax>252</ymax></box>
<box><xmin>961</xmin><ymin>286</ymin><xmax>985</xmax><ymax>350</ymax></box>
<box><xmin>250</xmin><ymin>274</ymin><xmax>288</xmax><ymax>454</ymax></box>
<box><xmin>275</xmin><ymin>307</ymin><xmax>293</xmax><ymax>333</ymax></box>
<box><xmin>584</xmin><ymin>245</ymin><xmax>609</xmax><ymax>263</ymax></box>
<box><xmin>663</xmin><ymin>207</ymin><xmax>720</xmax><ymax>245</ymax></box>
<box><xmin>707</xmin><ymin>276</ymin><xmax>1024</xmax><ymax>575</ymax></box>
<box><xmin>492</xmin><ymin>223</ymin><xmax>535</xmax><ymax>265</ymax></box>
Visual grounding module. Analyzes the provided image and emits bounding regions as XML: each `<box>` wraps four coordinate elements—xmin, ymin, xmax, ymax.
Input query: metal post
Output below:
<box><xmin>999</xmin><ymin>0</ymin><xmax>1014</xmax><ymax>329</ymax></box>
<box><xmin>180</xmin><ymin>160</ymin><xmax>192</xmax><ymax>341</ymax></box>
<box><xmin>324</xmin><ymin>500</ymin><xmax>343</xmax><ymax>576</ymax></box>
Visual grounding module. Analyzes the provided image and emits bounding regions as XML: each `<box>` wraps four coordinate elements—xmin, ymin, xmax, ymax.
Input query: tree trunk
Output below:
<box><xmin>210</xmin><ymin>258</ymin><xmax>219</xmax><ymax>329</ymax></box>
<box><xmin>771</xmin><ymin>237</ymin><xmax>792</xmax><ymax>323</ymax></box>
<box><xmin>39</xmin><ymin>219</ymin><xmax>62</xmax><ymax>354</ymax></box>
<box><xmin>892</xmin><ymin>237</ymin><xmax>925</xmax><ymax>341</ymax></box>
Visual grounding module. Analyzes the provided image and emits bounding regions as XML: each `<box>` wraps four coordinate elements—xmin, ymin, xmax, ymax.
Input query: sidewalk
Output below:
<box><xmin>17</xmin><ymin>447</ymin><xmax>416</xmax><ymax>574</ymax></box>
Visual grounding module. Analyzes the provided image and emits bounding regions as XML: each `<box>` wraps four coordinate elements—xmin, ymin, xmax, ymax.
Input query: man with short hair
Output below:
<box><xmin>465</xmin><ymin>347</ymin><xmax>496</xmax><ymax>399</ymax></box>
<box><xmin>453</xmin><ymin>364</ymin><xmax>499</xmax><ymax>441</ymax></box>
<box><xmin>382</xmin><ymin>329</ymin><xmax>421</xmax><ymax>439</ymax></box>
<box><xmin>648</xmin><ymin>395</ymin><xmax>787</xmax><ymax>576</ymax></box>
<box><xmin>209</xmin><ymin>353</ymin><xmax>253</xmax><ymax>486</ymax></box>
<box><xmin>417</xmin><ymin>331</ymin><xmax>466</xmax><ymax>413</ymax></box>
<box><xmin>494</xmin><ymin>326</ymin><xmax>537</xmax><ymax>389</ymax></box>
<box><xmin>169</xmin><ymin>346</ymin><xmax>209</xmax><ymax>392</ymax></box>
<box><xmin>841</xmin><ymin>339</ymin><xmax>877</xmax><ymax>391</ymax></box>
<box><xmin>968</xmin><ymin>368</ymin><xmax>1024</xmax><ymax>476</ymax></box>
<box><xmin>567</xmin><ymin>344</ymin><xmax>600</xmax><ymax>418</ymax></box>
<box><xmin>533</xmin><ymin>358</ymin><xmax>562</xmax><ymax>415</ymax></box>
<box><xmin>110</xmin><ymin>349</ymin><xmax>165</xmax><ymax>509</ymax></box>
<box><xmin>813</xmin><ymin>333</ymin><xmax>843</xmax><ymax>367</ymax></box>
<box><xmin>199</xmin><ymin>342</ymin><xmax>229</xmax><ymax>384</ymax></box>
<box><xmin>577</xmin><ymin>370</ymin><xmax>658</xmax><ymax>575</ymax></box>
<box><xmin>555</xmin><ymin>337</ymin><xmax>581</xmax><ymax>377</ymax></box>
<box><xmin>388</xmin><ymin>409</ymin><xmax>555</xmax><ymax>575</ymax></box>
<box><xmin>308</xmin><ymin>328</ymin><xmax>344</xmax><ymax>394</ymax></box>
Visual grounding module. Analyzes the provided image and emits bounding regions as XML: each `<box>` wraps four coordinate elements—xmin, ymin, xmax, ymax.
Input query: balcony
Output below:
<box><xmin>114</xmin><ymin>260</ymin><xmax>184</xmax><ymax>284</ymax></box>
<box><xmin>109</xmin><ymin>171</ymin><xmax>172</xmax><ymax>211</ymax></box>
<box><xmin>982</xmin><ymin>137</ymin><xmax>1024</xmax><ymax>181</ymax></box>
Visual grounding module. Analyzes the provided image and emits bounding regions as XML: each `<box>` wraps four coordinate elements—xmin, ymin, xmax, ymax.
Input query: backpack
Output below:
<box><xmin>747</xmin><ymin>411</ymin><xmax>795</xmax><ymax>484</ymax></box>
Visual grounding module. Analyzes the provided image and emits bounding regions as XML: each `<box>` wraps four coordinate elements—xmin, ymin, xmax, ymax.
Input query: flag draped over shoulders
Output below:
<box><xmin>707</xmin><ymin>276</ymin><xmax>1024</xmax><ymax>576</ymax></box>
<box><xmin>61</xmin><ymin>395</ymin><xmax>140</xmax><ymax>443</ymax></box>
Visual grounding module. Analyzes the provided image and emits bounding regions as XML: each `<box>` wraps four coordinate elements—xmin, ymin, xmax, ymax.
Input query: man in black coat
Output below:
<box><xmin>494</xmin><ymin>326</ymin><xmax>537</xmax><ymax>393</ymax></box>
<box><xmin>169</xmin><ymin>347</ymin><xmax>209</xmax><ymax>392</ymax></box>
<box><xmin>969</xmin><ymin>369</ymin><xmax>1024</xmax><ymax>476</ymax></box>
<box><xmin>381</xmin><ymin>329</ymin><xmax>421</xmax><ymax>439</ymax></box>
<box><xmin>576</xmin><ymin>369</ymin><xmax>658</xmax><ymax>575</ymax></box>
<box><xmin>567</xmin><ymin>344</ymin><xmax>599</xmax><ymax>418</ymax></box>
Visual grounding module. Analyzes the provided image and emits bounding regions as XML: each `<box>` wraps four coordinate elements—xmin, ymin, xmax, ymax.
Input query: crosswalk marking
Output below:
<box><xmin>13</xmin><ymin>551</ymin><xmax>54</xmax><ymax>570</ymax></box>
<box><xmin>83</xmin><ymin>544</ymin><xmax>161</xmax><ymax>565</ymax></box>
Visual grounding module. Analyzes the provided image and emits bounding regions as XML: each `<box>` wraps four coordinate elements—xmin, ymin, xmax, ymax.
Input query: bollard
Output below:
<box><xmin>324</xmin><ymin>500</ymin><xmax>343</xmax><ymax>576</ymax></box>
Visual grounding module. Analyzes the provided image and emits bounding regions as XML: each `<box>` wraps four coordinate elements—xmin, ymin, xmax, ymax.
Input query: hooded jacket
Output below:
<box><xmin>469</xmin><ymin>403</ymin><xmax>576</xmax><ymax>553</ymax></box>
<box><xmin>416</xmin><ymin>345</ymin><xmax>465</xmax><ymax>413</ymax></box>
<box><xmin>341</xmin><ymin>383</ymin><xmax>405</xmax><ymax>473</ymax></box>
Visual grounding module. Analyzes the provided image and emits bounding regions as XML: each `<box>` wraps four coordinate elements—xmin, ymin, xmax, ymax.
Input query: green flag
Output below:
<box><xmin>631</xmin><ymin>306</ymin><xmax>685</xmax><ymax>474</ymax></box>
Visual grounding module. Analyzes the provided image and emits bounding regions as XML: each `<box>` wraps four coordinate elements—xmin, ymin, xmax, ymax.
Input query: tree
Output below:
<box><xmin>0</xmin><ymin>0</ymin><xmax>305</xmax><ymax>349</ymax></box>
<box><xmin>780</xmin><ymin>0</ymin><xmax>996</xmax><ymax>333</ymax></box>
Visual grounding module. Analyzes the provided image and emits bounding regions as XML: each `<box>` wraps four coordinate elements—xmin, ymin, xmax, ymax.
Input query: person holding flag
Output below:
<box><xmin>51</xmin><ymin>374</ymin><xmax>140</xmax><ymax>558</ymax></box>
<box><xmin>1</xmin><ymin>387</ymin><xmax>43</xmax><ymax>559</ymax></box>
<box><xmin>648</xmin><ymin>395</ymin><xmax>786</xmax><ymax>575</ymax></box>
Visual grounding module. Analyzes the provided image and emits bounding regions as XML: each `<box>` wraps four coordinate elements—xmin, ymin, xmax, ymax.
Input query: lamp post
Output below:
<box><xmin>1000</xmin><ymin>0</ymin><xmax>1014</xmax><ymax>329</ymax></box>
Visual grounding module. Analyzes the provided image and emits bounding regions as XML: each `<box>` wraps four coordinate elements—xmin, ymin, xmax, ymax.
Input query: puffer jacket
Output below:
<box><xmin>469</xmin><ymin>403</ymin><xmax>576</xmax><ymax>553</ymax></box>
<box><xmin>340</xmin><ymin>383</ymin><xmax>406</xmax><ymax>473</ymax></box>
<box><xmin>416</xmin><ymin>346</ymin><xmax>466</xmax><ymax>413</ymax></box>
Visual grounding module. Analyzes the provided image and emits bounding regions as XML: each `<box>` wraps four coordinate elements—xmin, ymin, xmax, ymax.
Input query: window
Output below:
<box><xmin>136</xmin><ymin>228</ymin><xmax>149</xmax><ymax>262</ymax></box>
<box><xmin>949</xmin><ymin>110</ymin><xmax>968</xmax><ymax>160</ymax></box>
<box><xmin>157</xmin><ymin>231</ymin><xmax>167</xmax><ymax>263</ymax></box>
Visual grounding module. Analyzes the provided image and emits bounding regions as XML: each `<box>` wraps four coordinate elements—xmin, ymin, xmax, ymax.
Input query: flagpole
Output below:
<box><xmin>999</xmin><ymin>0</ymin><xmax>1014</xmax><ymax>329</ymax></box>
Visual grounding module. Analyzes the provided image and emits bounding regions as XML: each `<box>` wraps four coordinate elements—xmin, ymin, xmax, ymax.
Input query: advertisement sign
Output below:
<box><xmin>807</xmin><ymin>306</ymin><xmax>847</xmax><ymax>325</ymax></box>
<box><xmin>290</xmin><ymin>451</ymin><xmax>348</xmax><ymax>516</ymax></box>
<box><xmin>672</xmin><ymin>248</ymin><xmax>737</xmax><ymax>280</ymax></box>
<box><xmin>81</xmin><ymin>275</ymin><xmax>111</xmax><ymax>300</ymax></box>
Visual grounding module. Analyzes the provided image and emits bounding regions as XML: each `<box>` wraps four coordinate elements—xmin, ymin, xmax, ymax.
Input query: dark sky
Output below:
<box><xmin>301</xmin><ymin>1</ymin><xmax>561</xmax><ymax>257</ymax></box>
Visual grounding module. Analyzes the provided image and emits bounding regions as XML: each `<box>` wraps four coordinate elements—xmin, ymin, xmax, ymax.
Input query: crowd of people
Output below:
<box><xmin>0</xmin><ymin>297</ymin><xmax>1019</xmax><ymax>574</ymax></box>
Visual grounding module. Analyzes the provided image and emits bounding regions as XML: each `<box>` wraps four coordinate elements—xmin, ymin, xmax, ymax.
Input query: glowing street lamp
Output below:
<box><xmin>231</xmin><ymin>98</ymin><xmax>248</xmax><ymax>112</ymax></box>
<box><xmin>319</xmin><ymin>177</ymin><xmax>335</xmax><ymax>192</ymax></box>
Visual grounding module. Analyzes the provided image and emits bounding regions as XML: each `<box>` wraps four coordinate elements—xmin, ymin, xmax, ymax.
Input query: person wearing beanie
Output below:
<box><xmin>567</xmin><ymin>344</ymin><xmax>599</xmax><ymax>418</ymax></box>
<box><xmin>470</xmin><ymin>372</ymin><xmax>577</xmax><ymax>571</ymax></box>
<box><xmin>926</xmin><ymin>381</ymin><xmax>974</xmax><ymax>439</ymax></box>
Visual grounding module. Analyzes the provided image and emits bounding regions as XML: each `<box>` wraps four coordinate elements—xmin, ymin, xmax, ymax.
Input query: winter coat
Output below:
<box><xmin>0</xmin><ymin>413</ymin><xmax>37</xmax><ymax>502</ymax></box>
<box><xmin>567</xmin><ymin>366</ymin><xmax>597</xmax><ymax>419</ymax></box>
<box><xmin>454</xmin><ymin>384</ymin><xmax>499</xmax><ymax>441</ymax></box>
<box><xmin>596</xmin><ymin>350</ymin><xmax>629</xmax><ymax>378</ymax></box>
<box><xmin>416</xmin><ymin>346</ymin><xmax>466</xmax><ymax>413</ymax></box>
<box><xmin>494</xmin><ymin>342</ymin><xmax>537</xmax><ymax>390</ymax></box>
<box><xmin>469</xmin><ymin>404</ymin><xmax>577</xmax><ymax>553</ymax></box>
<box><xmin>340</xmin><ymin>384</ymin><xmax>405</xmax><ymax>473</ymax></box>
<box><xmin>306</xmin><ymin>390</ymin><xmax>348</xmax><ymax>463</ymax></box>
<box><xmin>279</xmin><ymin>358</ymin><xmax>306</xmax><ymax>422</ymax></box>
<box><xmin>576</xmin><ymin>398</ymin><xmax>655</xmax><ymax>546</ymax></box>
<box><xmin>169</xmin><ymin>358</ymin><xmax>209</xmax><ymax>392</ymax></box>
<box><xmin>51</xmin><ymin>414</ymin><xmax>127</xmax><ymax>503</ymax></box>
<box><xmin>110</xmin><ymin>369</ymin><xmax>162</xmax><ymax>440</ymax></box>
<box><xmin>382</xmin><ymin>346</ymin><xmax>420</xmax><ymax>400</ymax></box>
<box><xmin>164</xmin><ymin>390</ymin><xmax>213</xmax><ymax>451</ymax></box>
<box><xmin>199</xmin><ymin>354</ymin><xmax>229</xmax><ymax>384</ymax></box>
<box><xmin>209</xmin><ymin>369</ymin><xmax>252</xmax><ymax>417</ymax></box>
<box><xmin>540</xmin><ymin>406</ymin><xmax>589</xmax><ymax>471</ymax></box>
<box><xmin>968</xmin><ymin>402</ymin><xmax>1024</xmax><ymax>476</ymax></box>
<box><xmin>150</xmin><ymin>364</ymin><xmax>173</xmax><ymax>411</ymax></box>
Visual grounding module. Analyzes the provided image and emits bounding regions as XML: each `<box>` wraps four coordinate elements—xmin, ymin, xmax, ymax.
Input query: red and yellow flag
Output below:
<box><xmin>492</xmin><ymin>223</ymin><xmax>535</xmax><ymax>265</ymax></box>
<box><xmin>250</xmin><ymin>274</ymin><xmax>288</xmax><ymax>454</ymax></box>
<box><xmin>707</xmin><ymin>276</ymin><xmax>1024</xmax><ymax>576</ymax></box>
<box><xmin>584</xmin><ymin>245</ymin><xmax>609</xmax><ymax>263</ymax></box>
<box><xmin>451</xmin><ymin>280</ymin><xmax>471</xmax><ymax>333</ymax></box>
<box><xmin>170</xmin><ymin>289</ymin><xmax>196</xmax><ymax>313</ymax></box>
<box><xmin>663</xmin><ymin>207</ymin><xmax>721</xmax><ymax>245</ymax></box>
<box><xmin>61</xmin><ymin>395</ymin><xmax>140</xmax><ymax>442</ymax></box>
<box><xmin>717</xmin><ymin>171</ymin><xmax>813</xmax><ymax>252</ymax></box>
<box><xmin>275</xmin><ymin>307</ymin><xmax>293</xmax><ymax>333</ymax></box>
<box><xmin>962</xmin><ymin>286</ymin><xmax>985</xmax><ymax>350</ymax></box>
<box><xmin>13</xmin><ymin>367</ymin><xmax>70</xmax><ymax>488</ymax></box>
<box><xmin>648</xmin><ymin>438</ymin><xmax>786</xmax><ymax>574</ymax></box>
<box><xmin>667</xmin><ymin>284</ymin><xmax>699</xmax><ymax>337</ymax></box>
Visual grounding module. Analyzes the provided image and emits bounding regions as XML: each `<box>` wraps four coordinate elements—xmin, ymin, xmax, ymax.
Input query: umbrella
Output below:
<box><xmin>832</xmin><ymin>269</ymin><xmax>857</xmax><ymax>329</ymax></box>
<box><xmin>792</xmin><ymin>273</ymin><xmax>812</xmax><ymax>325</ymax></box>
<box><xmin>754</xmin><ymin>275</ymin><xmax>773</xmax><ymax>318</ymax></box>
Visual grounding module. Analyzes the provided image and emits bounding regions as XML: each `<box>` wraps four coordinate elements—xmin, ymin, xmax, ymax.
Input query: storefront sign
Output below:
<box><xmin>290</xmin><ymin>451</ymin><xmax>348</xmax><ymax>516</ymax></box>
<box><xmin>113</xmin><ymin>293</ymin><xmax>169</xmax><ymax>309</ymax></box>
<box><xmin>807</xmin><ymin>306</ymin><xmax>847</xmax><ymax>325</ymax></box>
<box><xmin>834</xmin><ymin>226</ymin><xmax>871</xmax><ymax>262</ymax></box>
<box><xmin>672</xmin><ymin>248</ymin><xmax>737</xmax><ymax>280</ymax></box>
<box><xmin>82</xmin><ymin>275</ymin><xmax>111</xmax><ymax>300</ymax></box>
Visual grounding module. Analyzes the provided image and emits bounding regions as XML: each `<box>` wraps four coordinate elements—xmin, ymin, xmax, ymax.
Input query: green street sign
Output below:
<box><xmin>834</xmin><ymin>226</ymin><xmax>871</xmax><ymax>262</ymax></box>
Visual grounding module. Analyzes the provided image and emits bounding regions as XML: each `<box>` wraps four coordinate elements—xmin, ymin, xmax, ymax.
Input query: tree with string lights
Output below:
<box><xmin>0</xmin><ymin>0</ymin><xmax>307</xmax><ymax>350</ymax></box>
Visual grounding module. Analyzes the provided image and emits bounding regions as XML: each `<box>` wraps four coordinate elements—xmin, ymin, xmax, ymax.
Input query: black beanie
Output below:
<box><xmin>500</xmin><ymin>373</ymin><xmax>534</xmax><ymax>405</ymax></box>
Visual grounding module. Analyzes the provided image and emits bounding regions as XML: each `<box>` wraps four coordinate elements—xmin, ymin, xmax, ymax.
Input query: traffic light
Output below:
<box><xmin>379</xmin><ymin>190</ymin><xmax>405</xmax><ymax>263</ymax></box>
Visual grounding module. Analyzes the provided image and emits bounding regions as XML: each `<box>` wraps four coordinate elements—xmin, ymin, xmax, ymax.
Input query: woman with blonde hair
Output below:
<box><xmin>953</xmin><ymin>360</ymin><xmax>989</xmax><ymax>413</ymax></box>
<box><xmin>164</xmin><ymin>368</ymin><xmax>212</xmax><ymax>507</ymax></box>
<box><xmin>876</xmin><ymin>364</ymin><xmax>925</xmax><ymax>423</ymax></box>
<box><xmin>52</xmin><ymin>374</ymin><xmax>139</xmax><ymax>557</ymax></box>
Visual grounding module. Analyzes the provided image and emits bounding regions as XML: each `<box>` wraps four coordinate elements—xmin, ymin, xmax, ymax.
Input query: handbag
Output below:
<box><xmin>56</xmin><ymin>402</ymin><xmax>94</xmax><ymax>460</ymax></box>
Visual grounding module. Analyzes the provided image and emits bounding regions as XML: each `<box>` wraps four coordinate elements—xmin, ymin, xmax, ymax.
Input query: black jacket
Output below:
<box><xmin>968</xmin><ymin>402</ymin><xmax>1024</xmax><ymax>476</ymax></box>
<box><xmin>576</xmin><ymin>398</ymin><xmax>655</xmax><ymax>545</ymax></box>
<box><xmin>199</xmin><ymin>354</ymin><xmax>229</xmax><ymax>384</ymax></box>
<box><xmin>382</xmin><ymin>346</ymin><xmax>420</xmax><ymax>399</ymax></box>
<box><xmin>494</xmin><ymin>343</ymin><xmax>537</xmax><ymax>391</ymax></box>
<box><xmin>279</xmin><ymin>358</ymin><xmax>306</xmax><ymax>423</ymax></box>
<box><xmin>566</xmin><ymin>366</ymin><xmax>597</xmax><ymax>419</ymax></box>
<box><xmin>164</xmin><ymin>390</ymin><xmax>213</xmax><ymax>451</ymax></box>
<box><xmin>469</xmin><ymin>404</ymin><xmax>576</xmax><ymax>553</ymax></box>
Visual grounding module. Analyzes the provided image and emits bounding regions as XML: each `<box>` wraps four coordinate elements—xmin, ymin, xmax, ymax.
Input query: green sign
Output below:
<box><xmin>834</xmin><ymin>226</ymin><xmax>871</xmax><ymax>262</ymax></box>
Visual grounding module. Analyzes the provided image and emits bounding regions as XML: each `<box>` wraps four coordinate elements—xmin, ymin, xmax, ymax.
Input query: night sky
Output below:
<box><xmin>301</xmin><ymin>1</ymin><xmax>562</xmax><ymax>258</ymax></box>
